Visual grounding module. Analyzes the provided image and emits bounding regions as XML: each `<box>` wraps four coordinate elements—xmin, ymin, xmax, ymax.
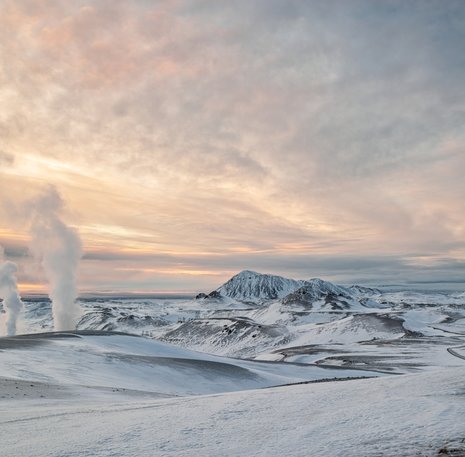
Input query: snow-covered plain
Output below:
<box><xmin>1</xmin><ymin>364</ymin><xmax>464</xmax><ymax>456</ymax></box>
<box><xmin>1</xmin><ymin>271</ymin><xmax>465</xmax><ymax>456</ymax></box>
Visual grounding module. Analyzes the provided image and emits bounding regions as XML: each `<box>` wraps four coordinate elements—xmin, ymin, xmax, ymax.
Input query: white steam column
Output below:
<box><xmin>30</xmin><ymin>186</ymin><xmax>82</xmax><ymax>331</ymax></box>
<box><xmin>0</xmin><ymin>246</ymin><xmax>24</xmax><ymax>336</ymax></box>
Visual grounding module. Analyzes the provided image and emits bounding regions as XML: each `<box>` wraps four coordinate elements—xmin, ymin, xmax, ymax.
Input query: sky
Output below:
<box><xmin>0</xmin><ymin>0</ymin><xmax>464</xmax><ymax>294</ymax></box>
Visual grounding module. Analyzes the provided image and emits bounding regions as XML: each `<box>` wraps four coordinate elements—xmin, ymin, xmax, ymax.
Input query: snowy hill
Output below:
<box><xmin>161</xmin><ymin>317</ymin><xmax>291</xmax><ymax>358</ymax></box>
<box><xmin>348</xmin><ymin>284</ymin><xmax>382</xmax><ymax>296</ymax></box>
<box><xmin>281</xmin><ymin>278</ymin><xmax>357</xmax><ymax>310</ymax></box>
<box><xmin>0</xmin><ymin>331</ymin><xmax>378</xmax><ymax>397</ymax></box>
<box><xmin>1</xmin><ymin>346</ymin><xmax>464</xmax><ymax>457</ymax></box>
<box><xmin>214</xmin><ymin>270</ymin><xmax>305</xmax><ymax>302</ymax></box>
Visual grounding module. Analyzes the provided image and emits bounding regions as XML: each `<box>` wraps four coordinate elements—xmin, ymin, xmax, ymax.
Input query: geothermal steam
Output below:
<box><xmin>0</xmin><ymin>246</ymin><xmax>23</xmax><ymax>336</ymax></box>
<box><xmin>30</xmin><ymin>187</ymin><xmax>82</xmax><ymax>330</ymax></box>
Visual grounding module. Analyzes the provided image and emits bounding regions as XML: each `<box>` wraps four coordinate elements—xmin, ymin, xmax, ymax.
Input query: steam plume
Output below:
<box><xmin>0</xmin><ymin>246</ymin><xmax>24</xmax><ymax>336</ymax></box>
<box><xmin>30</xmin><ymin>186</ymin><xmax>82</xmax><ymax>330</ymax></box>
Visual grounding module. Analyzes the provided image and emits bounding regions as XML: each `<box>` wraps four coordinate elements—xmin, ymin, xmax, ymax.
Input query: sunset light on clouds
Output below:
<box><xmin>0</xmin><ymin>0</ymin><xmax>464</xmax><ymax>294</ymax></box>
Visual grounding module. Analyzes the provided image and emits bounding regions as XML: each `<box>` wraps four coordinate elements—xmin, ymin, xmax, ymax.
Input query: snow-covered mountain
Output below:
<box><xmin>214</xmin><ymin>270</ymin><xmax>306</xmax><ymax>302</ymax></box>
<box><xmin>212</xmin><ymin>270</ymin><xmax>366</xmax><ymax>302</ymax></box>
<box><xmin>212</xmin><ymin>271</ymin><xmax>372</xmax><ymax>311</ymax></box>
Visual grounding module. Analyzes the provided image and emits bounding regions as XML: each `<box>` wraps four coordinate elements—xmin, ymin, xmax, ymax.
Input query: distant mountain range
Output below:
<box><xmin>13</xmin><ymin>269</ymin><xmax>465</xmax><ymax>363</ymax></box>
<box><xmin>198</xmin><ymin>270</ymin><xmax>379</xmax><ymax>310</ymax></box>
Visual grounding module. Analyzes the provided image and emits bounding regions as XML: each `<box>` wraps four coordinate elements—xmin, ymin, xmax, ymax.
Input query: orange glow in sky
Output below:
<box><xmin>1</xmin><ymin>1</ymin><xmax>464</xmax><ymax>293</ymax></box>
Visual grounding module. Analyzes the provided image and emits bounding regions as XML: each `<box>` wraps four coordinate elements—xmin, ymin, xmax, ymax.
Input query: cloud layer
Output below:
<box><xmin>0</xmin><ymin>0</ymin><xmax>464</xmax><ymax>292</ymax></box>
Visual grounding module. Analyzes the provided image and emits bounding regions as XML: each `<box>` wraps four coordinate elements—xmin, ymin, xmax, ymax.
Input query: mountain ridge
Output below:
<box><xmin>213</xmin><ymin>270</ymin><xmax>306</xmax><ymax>302</ymax></box>
<box><xmin>210</xmin><ymin>270</ymin><xmax>367</xmax><ymax>306</ymax></box>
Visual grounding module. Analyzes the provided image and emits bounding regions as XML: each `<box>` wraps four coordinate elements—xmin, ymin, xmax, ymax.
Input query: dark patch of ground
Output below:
<box><xmin>0</xmin><ymin>330</ymin><xmax>138</xmax><ymax>349</ymax></box>
<box><xmin>104</xmin><ymin>352</ymin><xmax>262</xmax><ymax>381</ymax></box>
<box><xmin>438</xmin><ymin>439</ymin><xmax>465</xmax><ymax>456</ymax></box>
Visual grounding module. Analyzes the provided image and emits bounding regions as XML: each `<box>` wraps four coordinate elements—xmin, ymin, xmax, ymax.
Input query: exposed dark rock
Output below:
<box><xmin>207</xmin><ymin>290</ymin><xmax>222</xmax><ymax>299</ymax></box>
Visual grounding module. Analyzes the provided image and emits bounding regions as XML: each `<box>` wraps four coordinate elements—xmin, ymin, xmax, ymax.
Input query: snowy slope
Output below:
<box><xmin>161</xmin><ymin>317</ymin><xmax>290</xmax><ymax>358</ymax></box>
<box><xmin>281</xmin><ymin>279</ymin><xmax>363</xmax><ymax>310</ymax></box>
<box><xmin>0</xmin><ymin>332</ymin><xmax>378</xmax><ymax>397</ymax></box>
<box><xmin>287</xmin><ymin>313</ymin><xmax>406</xmax><ymax>346</ymax></box>
<box><xmin>161</xmin><ymin>310</ymin><xmax>410</xmax><ymax>358</ymax></box>
<box><xmin>2</xmin><ymin>280</ymin><xmax>465</xmax><ymax>457</ymax></box>
<box><xmin>1</xmin><ymin>366</ymin><xmax>464</xmax><ymax>457</ymax></box>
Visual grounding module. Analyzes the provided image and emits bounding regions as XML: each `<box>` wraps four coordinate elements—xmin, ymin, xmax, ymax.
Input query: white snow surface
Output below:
<box><xmin>0</xmin><ymin>333</ymin><xmax>378</xmax><ymax>396</ymax></box>
<box><xmin>1</xmin><ymin>366</ymin><xmax>464</xmax><ymax>457</ymax></box>
<box><xmin>6</xmin><ymin>277</ymin><xmax>465</xmax><ymax>362</ymax></box>
<box><xmin>1</xmin><ymin>269</ymin><xmax>465</xmax><ymax>457</ymax></box>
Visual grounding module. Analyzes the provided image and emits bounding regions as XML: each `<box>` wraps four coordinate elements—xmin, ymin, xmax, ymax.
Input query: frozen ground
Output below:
<box><xmin>9</xmin><ymin>284</ymin><xmax>465</xmax><ymax>363</ymax></box>
<box><xmin>0</xmin><ymin>332</ymin><xmax>379</xmax><ymax>397</ymax></box>
<box><xmin>1</xmin><ymin>272</ymin><xmax>465</xmax><ymax>455</ymax></box>
<box><xmin>1</xmin><ymin>365</ymin><xmax>464</xmax><ymax>457</ymax></box>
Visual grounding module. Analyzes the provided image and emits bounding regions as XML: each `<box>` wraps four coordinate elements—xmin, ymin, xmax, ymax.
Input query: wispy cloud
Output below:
<box><xmin>1</xmin><ymin>0</ymin><xmax>464</xmax><ymax>291</ymax></box>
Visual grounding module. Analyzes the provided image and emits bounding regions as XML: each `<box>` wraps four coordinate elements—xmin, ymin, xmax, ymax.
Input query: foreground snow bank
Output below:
<box><xmin>1</xmin><ymin>366</ymin><xmax>464</xmax><ymax>457</ymax></box>
<box><xmin>0</xmin><ymin>332</ymin><xmax>379</xmax><ymax>396</ymax></box>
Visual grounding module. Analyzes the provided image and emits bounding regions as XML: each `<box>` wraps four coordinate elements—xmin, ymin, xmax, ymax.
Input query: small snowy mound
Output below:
<box><xmin>348</xmin><ymin>285</ymin><xmax>382</xmax><ymax>296</ymax></box>
<box><xmin>290</xmin><ymin>313</ymin><xmax>406</xmax><ymax>346</ymax></box>
<box><xmin>281</xmin><ymin>279</ymin><xmax>356</xmax><ymax>309</ymax></box>
<box><xmin>161</xmin><ymin>317</ymin><xmax>289</xmax><ymax>357</ymax></box>
<box><xmin>78</xmin><ymin>308</ymin><xmax>169</xmax><ymax>333</ymax></box>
